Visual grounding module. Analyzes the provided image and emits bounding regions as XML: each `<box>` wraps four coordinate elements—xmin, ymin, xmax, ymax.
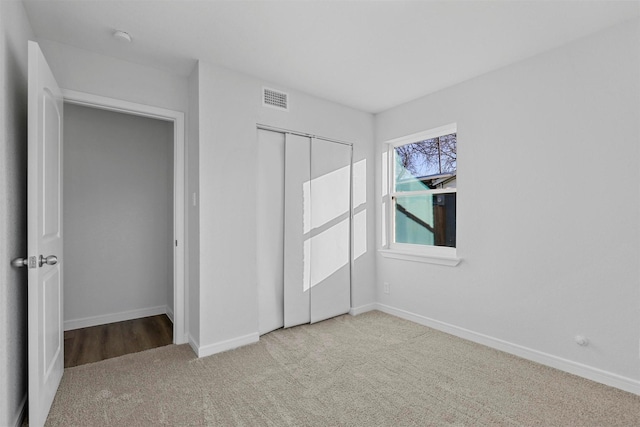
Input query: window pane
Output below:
<box><xmin>394</xmin><ymin>193</ymin><xmax>456</xmax><ymax>247</ymax></box>
<box><xmin>394</xmin><ymin>133</ymin><xmax>456</xmax><ymax>192</ymax></box>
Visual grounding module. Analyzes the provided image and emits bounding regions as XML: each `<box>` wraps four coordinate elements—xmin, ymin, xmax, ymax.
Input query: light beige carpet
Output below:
<box><xmin>45</xmin><ymin>311</ymin><xmax>640</xmax><ymax>426</ymax></box>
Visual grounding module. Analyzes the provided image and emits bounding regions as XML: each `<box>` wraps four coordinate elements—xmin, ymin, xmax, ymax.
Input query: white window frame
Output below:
<box><xmin>380</xmin><ymin>123</ymin><xmax>461</xmax><ymax>266</ymax></box>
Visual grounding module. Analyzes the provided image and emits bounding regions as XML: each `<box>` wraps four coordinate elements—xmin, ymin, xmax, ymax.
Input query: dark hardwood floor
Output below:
<box><xmin>64</xmin><ymin>314</ymin><xmax>173</xmax><ymax>368</ymax></box>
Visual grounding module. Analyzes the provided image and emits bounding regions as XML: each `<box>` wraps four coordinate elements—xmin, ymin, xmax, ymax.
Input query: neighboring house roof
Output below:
<box><xmin>397</xmin><ymin>172</ymin><xmax>456</xmax><ymax>189</ymax></box>
<box><xmin>427</xmin><ymin>173</ymin><xmax>457</xmax><ymax>189</ymax></box>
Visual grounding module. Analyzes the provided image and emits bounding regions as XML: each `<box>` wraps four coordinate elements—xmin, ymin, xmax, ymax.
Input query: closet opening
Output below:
<box><xmin>62</xmin><ymin>99</ymin><xmax>183</xmax><ymax>367</ymax></box>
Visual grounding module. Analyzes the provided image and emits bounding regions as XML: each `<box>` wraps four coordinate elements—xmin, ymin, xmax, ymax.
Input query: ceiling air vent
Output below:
<box><xmin>263</xmin><ymin>87</ymin><xmax>289</xmax><ymax>111</ymax></box>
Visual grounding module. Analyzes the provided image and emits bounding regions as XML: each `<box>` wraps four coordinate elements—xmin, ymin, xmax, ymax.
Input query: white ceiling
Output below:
<box><xmin>22</xmin><ymin>0</ymin><xmax>640</xmax><ymax>113</ymax></box>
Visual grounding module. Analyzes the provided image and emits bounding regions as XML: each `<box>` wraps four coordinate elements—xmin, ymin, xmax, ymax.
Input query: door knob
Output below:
<box><xmin>11</xmin><ymin>257</ymin><xmax>28</xmax><ymax>268</ymax></box>
<box><xmin>11</xmin><ymin>256</ymin><xmax>38</xmax><ymax>268</ymax></box>
<box><xmin>39</xmin><ymin>255</ymin><xmax>58</xmax><ymax>267</ymax></box>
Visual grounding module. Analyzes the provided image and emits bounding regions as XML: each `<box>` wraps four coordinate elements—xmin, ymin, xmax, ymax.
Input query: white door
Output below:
<box><xmin>283</xmin><ymin>133</ymin><xmax>312</xmax><ymax>328</ymax></box>
<box><xmin>27</xmin><ymin>40</ymin><xmax>64</xmax><ymax>427</ymax></box>
<box><xmin>257</xmin><ymin>129</ymin><xmax>285</xmax><ymax>335</ymax></box>
<box><xmin>309</xmin><ymin>139</ymin><xmax>352</xmax><ymax>323</ymax></box>
<box><xmin>260</xmin><ymin>129</ymin><xmax>352</xmax><ymax>331</ymax></box>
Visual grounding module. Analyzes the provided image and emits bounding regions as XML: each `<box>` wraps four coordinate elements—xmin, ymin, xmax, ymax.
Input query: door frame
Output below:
<box><xmin>61</xmin><ymin>89</ymin><xmax>187</xmax><ymax>345</ymax></box>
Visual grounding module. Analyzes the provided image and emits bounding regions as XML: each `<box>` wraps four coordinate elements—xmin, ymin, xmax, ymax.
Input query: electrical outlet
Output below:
<box><xmin>383</xmin><ymin>282</ymin><xmax>390</xmax><ymax>294</ymax></box>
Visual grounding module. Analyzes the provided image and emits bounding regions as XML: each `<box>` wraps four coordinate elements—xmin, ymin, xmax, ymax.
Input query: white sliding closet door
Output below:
<box><xmin>259</xmin><ymin>128</ymin><xmax>353</xmax><ymax>332</ymax></box>
<box><xmin>283</xmin><ymin>134</ymin><xmax>312</xmax><ymax>328</ymax></box>
<box><xmin>257</xmin><ymin>130</ymin><xmax>285</xmax><ymax>335</ymax></box>
<box><xmin>309</xmin><ymin>139</ymin><xmax>352</xmax><ymax>323</ymax></box>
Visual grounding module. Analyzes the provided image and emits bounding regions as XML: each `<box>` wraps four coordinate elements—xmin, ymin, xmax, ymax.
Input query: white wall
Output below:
<box><xmin>37</xmin><ymin>38</ymin><xmax>193</xmax><ymax>332</ymax></box>
<box><xmin>375</xmin><ymin>19</ymin><xmax>640</xmax><ymax>391</ymax></box>
<box><xmin>37</xmin><ymin>40</ymin><xmax>188</xmax><ymax>114</ymax></box>
<box><xmin>63</xmin><ymin>104</ymin><xmax>173</xmax><ymax>329</ymax></box>
<box><xmin>0</xmin><ymin>2</ymin><xmax>33</xmax><ymax>425</ymax></box>
<box><xmin>193</xmin><ymin>62</ymin><xmax>375</xmax><ymax>353</ymax></box>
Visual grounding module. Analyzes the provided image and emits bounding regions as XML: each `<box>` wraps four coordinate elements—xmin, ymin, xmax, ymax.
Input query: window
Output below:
<box><xmin>381</xmin><ymin>124</ymin><xmax>459</xmax><ymax>265</ymax></box>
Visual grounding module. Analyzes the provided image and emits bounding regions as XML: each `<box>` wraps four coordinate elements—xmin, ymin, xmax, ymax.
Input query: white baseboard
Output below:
<box><xmin>64</xmin><ymin>305</ymin><xmax>168</xmax><ymax>331</ymax></box>
<box><xmin>166</xmin><ymin>305</ymin><xmax>174</xmax><ymax>323</ymax></box>
<box><xmin>12</xmin><ymin>393</ymin><xmax>27</xmax><ymax>427</ymax></box>
<box><xmin>194</xmin><ymin>333</ymin><xmax>259</xmax><ymax>358</ymax></box>
<box><xmin>375</xmin><ymin>303</ymin><xmax>640</xmax><ymax>396</ymax></box>
<box><xmin>349</xmin><ymin>303</ymin><xmax>377</xmax><ymax>316</ymax></box>
<box><xmin>188</xmin><ymin>334</ymin><xmax>200</xmax><ymax>356</ymax></box>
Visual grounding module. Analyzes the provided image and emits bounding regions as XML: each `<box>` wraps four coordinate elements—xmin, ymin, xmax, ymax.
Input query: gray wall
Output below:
<box><xmin>0</xmin><ymin>2</ymin><xmax>33</xmax><ymax>425</ymax></box>
<box><xmin>63</xmin><ymin>104</ymin><xmax>173</xmax><ymax>327</ymax></box>
<box><xmin>375</xmin><ymin>18</ymin><xmax>640</xmax><ymax>388</ymax></box>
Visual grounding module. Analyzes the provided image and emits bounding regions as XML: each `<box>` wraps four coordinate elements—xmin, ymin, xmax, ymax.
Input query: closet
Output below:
<box><xmin>257</xmin><ymin>128</ymin><xmax>353</xmax><ymax>335</ymax></box>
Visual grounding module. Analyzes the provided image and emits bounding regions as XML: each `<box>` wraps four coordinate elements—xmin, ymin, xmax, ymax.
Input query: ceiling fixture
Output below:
<box><xmin>113</xmin><ymin>30</ymin><xmax>132</xmax><ymax>43</ymax></box>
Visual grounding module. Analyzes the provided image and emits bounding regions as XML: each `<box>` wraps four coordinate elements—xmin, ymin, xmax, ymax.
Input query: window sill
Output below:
<box><xmin>378</xmin><ymin>249</ymin><xmax>461</xmax><ymax>267</ymax></box>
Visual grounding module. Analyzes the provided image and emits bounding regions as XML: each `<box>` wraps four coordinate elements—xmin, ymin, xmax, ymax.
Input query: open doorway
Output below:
<box><xmin>63</xmin><ymin>103</ymin><xmax>172</xmax><ymax>366</ymax></box>
<box><xmin>60</xmin><ymin>91</ymin><xmax>186</xmax><ymax>366</ymax></box>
